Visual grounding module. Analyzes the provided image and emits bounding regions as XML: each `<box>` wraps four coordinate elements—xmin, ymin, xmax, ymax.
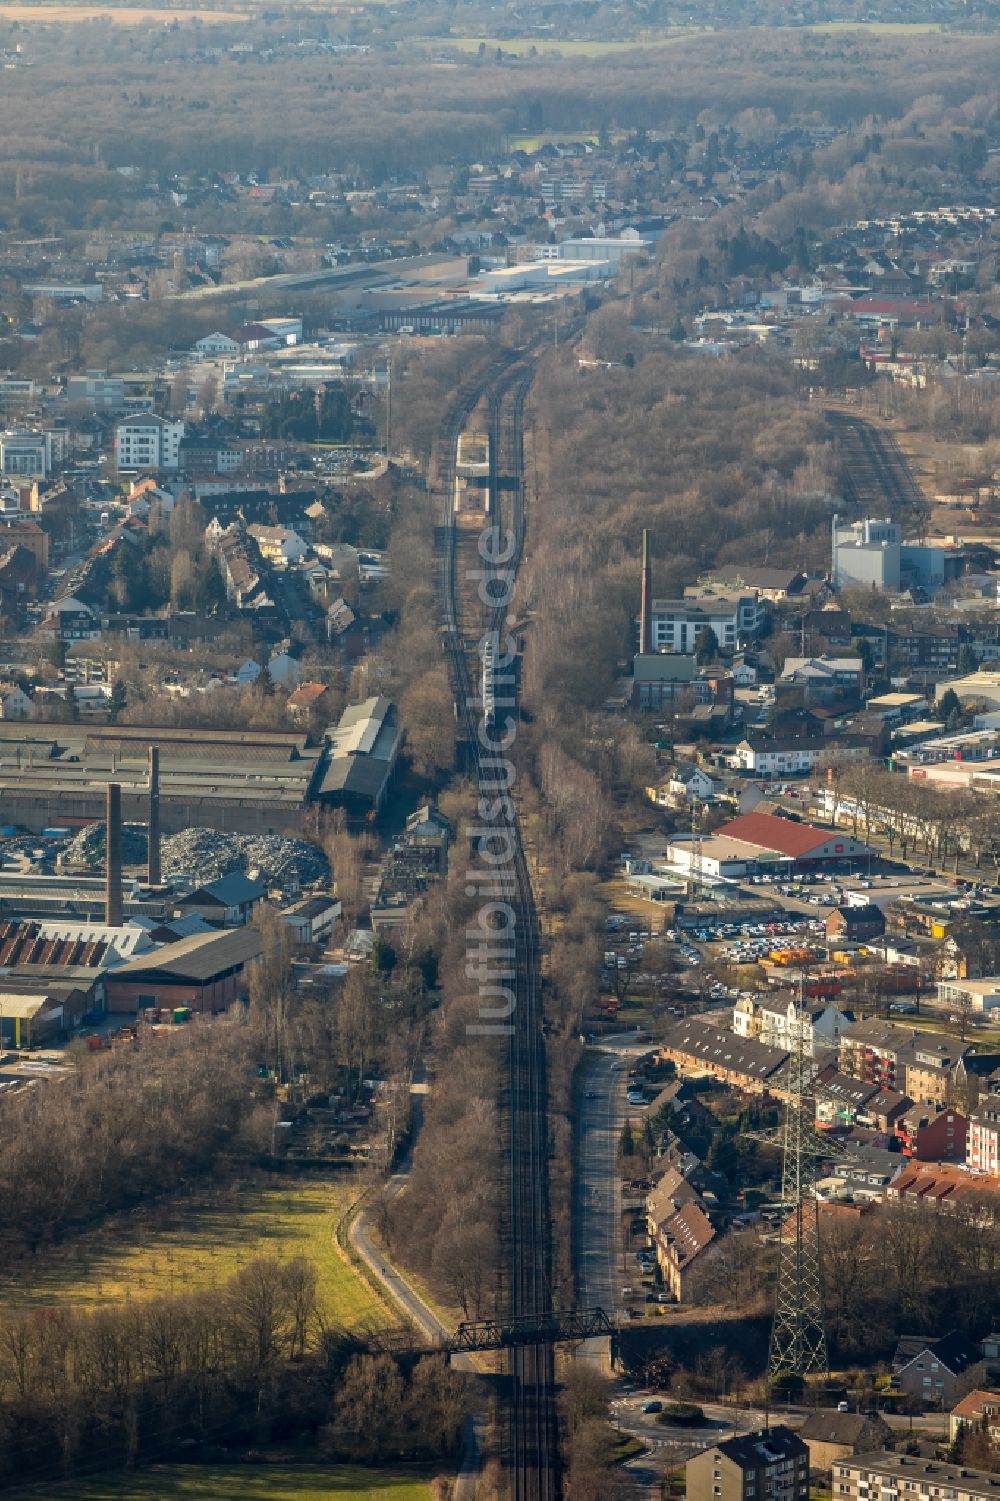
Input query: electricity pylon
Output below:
<box><xmin>768</xmin><ymin>999</ymin><xmax>829</xmax><ymax>1379</ymax></box>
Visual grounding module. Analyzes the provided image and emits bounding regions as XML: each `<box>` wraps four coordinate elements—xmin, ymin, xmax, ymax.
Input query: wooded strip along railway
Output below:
<box><xmin>438</xmin><ymin>356</ymin><xmax>560</xmax><ymax>1501</ymax></box>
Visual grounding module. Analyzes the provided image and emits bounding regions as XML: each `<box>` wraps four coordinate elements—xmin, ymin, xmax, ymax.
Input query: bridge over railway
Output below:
<box><xmin>370</xmin><ymin>1308</ymin><xmax>615</xmax><ymax>1358</ymax></box>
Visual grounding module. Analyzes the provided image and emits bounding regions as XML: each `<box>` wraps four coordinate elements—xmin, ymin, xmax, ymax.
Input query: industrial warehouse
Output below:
<box><xmin>0</xmin><ymin>696</ymin><xmax>400</xmax><ymax>835</ymax></box>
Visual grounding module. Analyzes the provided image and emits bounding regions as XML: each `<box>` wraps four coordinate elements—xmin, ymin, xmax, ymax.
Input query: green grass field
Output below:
<box><xmin>3</xmin><ymin>1176</ymin><xmax>388</xmax><ymax>1330</ymax></box>
<box><xmin>22</xmin><ymin>1463</ymin><xmax>435</xmax><ymax>1501</ymax></box>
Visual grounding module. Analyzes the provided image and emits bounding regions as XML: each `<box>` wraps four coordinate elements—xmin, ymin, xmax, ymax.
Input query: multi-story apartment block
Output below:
<box><xmin>114</xmin><ymin>414</ymin><xmax>183</xmax><ymax>472</ymax></box>
<box><xmin>967</xmin><ymin>1099</ymin><xmax>1000</xmax><ymax>1176</ymax></box>
<box><xmin>687</xmin><ymin>1428</ymin><xmax>809</xmax><ymax>1501</ymax></box>
<box><xmin>833</xmin><ymin>1452</ymin><xmax>1000</xmax><ymax>1501</ymax></box>
<box><xmin>651</xmin><ymin>589</ymin><xmax>766</xmax><ymax>653</ymax></box>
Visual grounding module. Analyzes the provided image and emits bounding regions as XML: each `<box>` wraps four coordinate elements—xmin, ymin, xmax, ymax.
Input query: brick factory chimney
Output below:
<box><xmin>105</xmin><ymin>782</ymin><xmax>123</xmax><ymax>928</ymax></box>
<box><xmin>639</xmin><ymin>528</ymin><xmax>653</xmax><ymax>655</ymax></box>
<box><xmin>147</xmin><ymin>745</ymin><xmax>161</xmax><ymax>887</ymax></box>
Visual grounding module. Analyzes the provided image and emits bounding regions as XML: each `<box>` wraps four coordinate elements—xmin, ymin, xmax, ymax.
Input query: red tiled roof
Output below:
<box><xmin>287</xmin><ymin>682</ymin><xmax>328</xmax><ymax>708</ymax></box>
<box><xmin>714</xmin><ymin>811</ymin><xmax>835</xmax><ymax>858</ymax></box>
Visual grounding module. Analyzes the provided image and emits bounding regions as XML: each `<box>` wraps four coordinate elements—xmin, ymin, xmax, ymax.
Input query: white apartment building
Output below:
<box><xmin>651</xmin><ymin>590</ymin><xmax>766</xmax><ymax>653</ymax></box>
<box><xmin>729</xmin><ymin>738</ymin><xmax>828</xmax><ymax>776</ymax></box>
<box><xmin>966</xmin><ymin>1100</ymin><xmax>1000</xmax><ymax>1175</ymax></box>
<box><xmin>114</xmin><ymin>414</ymin><xmax>184</xmax><ymax>472</ymax></box>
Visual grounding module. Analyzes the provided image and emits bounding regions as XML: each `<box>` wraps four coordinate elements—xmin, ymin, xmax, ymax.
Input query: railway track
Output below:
<box><xmin>438</xmin><ymin>358</ymin><xmax>559</xmax><ymax>1501</ymax></box>
<box><xmin>827</xmin><ymin>410</ymin><xmax>928</xmax><ymax>522</ymax></box>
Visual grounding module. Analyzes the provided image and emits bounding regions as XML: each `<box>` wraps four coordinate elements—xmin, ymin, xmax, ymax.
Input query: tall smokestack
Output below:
<box><xmin>105</xmin><ymin>782</ymin><xmax>123</xmax><ymax>928</ymax></box>
<box><xmin>639</xmin><ymin>528</ymin><xmax>653</xmax><ymax>656</ymax></box>
<box><xmin>147</xmin><ymin>745</ymin><xmax>161</xmax><ymax>887</ymax></box>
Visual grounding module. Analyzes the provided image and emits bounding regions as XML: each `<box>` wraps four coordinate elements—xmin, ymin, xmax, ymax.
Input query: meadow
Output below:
<box><xmin>1</xmin><ymin>1174</ymin><xmax>388</xmax><ymax>1330</ymax></box>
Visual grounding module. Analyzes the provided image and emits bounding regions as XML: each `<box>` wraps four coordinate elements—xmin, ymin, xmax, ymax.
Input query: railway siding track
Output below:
<box><xmin>827</xmin><ymin>410</ymin><xmax>928</xmax><ymax>521</ymax></box>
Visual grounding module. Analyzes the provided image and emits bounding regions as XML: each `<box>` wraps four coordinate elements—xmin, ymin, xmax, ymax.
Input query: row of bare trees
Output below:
<box><xmin>0</xmin><ymin>1022</ymin><xmax>264</xmax><ymax>1258</ymax></box>
<box><xmin>826</xmin><ymin>758</ymin><xmax>1000</xmax><ymax>874</ymax></box>
<box><xmin>0</xmin><ymin>1256</ymin><xmax>465</xmax><ymax>1488</ymax></box>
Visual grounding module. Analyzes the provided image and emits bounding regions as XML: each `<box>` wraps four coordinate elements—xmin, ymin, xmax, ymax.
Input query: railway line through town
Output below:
<box><xmin>438</xmin><ymin>354</ymin><xmax>560</xmax><ymax>1501</ymax></box>
<box><xmin>826</xmin><ymin>410</ymin><xmax>929</xmax><ymax>526</ymax></box>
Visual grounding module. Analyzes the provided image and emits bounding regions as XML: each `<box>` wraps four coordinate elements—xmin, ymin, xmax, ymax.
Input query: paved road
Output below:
<box><xmin>574</xmin><ymin>1035</ymin><xmax>651</xmax><ymax>1368</ymax></box>
<box><xmin>347</xmin><ymin>1084</ymin><xmax>485</xmax><ymax>1501</ymax></box>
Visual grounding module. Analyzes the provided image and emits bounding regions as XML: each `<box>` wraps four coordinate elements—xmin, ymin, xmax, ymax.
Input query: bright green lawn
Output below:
<box><xmin>3</xmin><ymin>1177</ymin><xmax>387</xmax><ymax>1330</ymax></box>
<box><xmin>19</xmin><ymin>1463</ymin><xmax>434</xmax><ymax>1501</ymax></box>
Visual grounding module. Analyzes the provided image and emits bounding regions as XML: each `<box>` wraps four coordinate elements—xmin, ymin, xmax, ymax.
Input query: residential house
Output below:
<box><xmin>247</xmin><ymin>523</ymin><xmax>308</xmax><ymax>566</ymax></box>
<box><xmin>948</xmin><ymin>1389</ymin><xmax>1000</xmax><ymax>1443</ymax></box>
<box><xmin>730</xmin><ymin>737</ymin><xmax>830</xmax><ymax>776</ymax></box>
<box><xmin>326</xmin><ymin>596</ymin><xmax>357</xmax><ymax>641</ymax></box>
<box><xmin>892</xmin><ymin>1333</ymin><xmax>983</xmax><ymax>1405</ymax></box>
<box><xmin>0</xmin><ymin>684</ymin><xmax>34</xmax><ymax>720</ymax></box>
<box><xmin>887</xmin><ymin>1161</ymin><xmax>1000</xmax><ymax>1216</ymax></box>
<box><xmin>895</xmin><ymin>1104</ymin><xmax>968</xmax><ymax>1162</ymax></box>
<box><xmin>667</xmin><ymin>762</ymin><xmax>717</xmax><ymax>803</ymax></box>
<box><xmin>686</xmin><ymin>1429</ymin><xmax>808</xmax><ymax>1501</ymax></box>
<box><xmin>780</xmin><ymin>656</ymin><xmax>865</xmax><ymax>703</ymax></box>
<box><xmin>797</xmin><ymin>1412</ymin><xmax>892</xmax><ymax>1475</ymax></box>
<box><xmin>815</xmin><ymin>1070</ymin><xmax>880</xmax><ymax>1129</ymax></box>
<box><xmin>901</xmin><ymin>1036</ymin><xmax>970</xmax><ymax>1109</ymax></box>
<box><xmin>817</xmin><ymin>1146</ymin><xmax>903</xmax><ymax>1204</ymax></box>
<box><xmin>267</xmin><ymin>644</ymin><xmax>302</xmax><ymax>689</ymax></box>
<box><xmin>38</xmin><ymin>596</ymin><xmax>99</xmax><ymax>641</ymax></box>
<box><xmin>833</xmin><ymin>1454</ymin><xmax>1000</xmax><ymax>1501</ymax></box>
<box><xmin>286</xmin><ymin>681</ymin><xmax>330</xmax><ymax>723</ymax></box>
<box><xmin>0</xmin><ymin>516</ymin><xmax>48</xmax><ymax>570</ymax></box>
<box><xmin>802</xmin><ymin>609</ymin><xmax>853</xmax><ymax>650</ymax></box>
<box><xmin>840</xmin><ymin>1019</ymin><xmax>916</xmax><ymax>1093</ymax></box>
<box><xmin>215</xmin><ymin>529</ymin><xmax>262</xmax><ymax>608</ymax></box>
<box><xmin>0</xmin><ymin>543</ymin><xmax>40</xmax><ymax>613</ymax></box>
<box><xmin>756</xmin><ymin>998</ymin><xmax>851</xmax><ymax>1058</ymax></box>
<box><xmin>654</xmin><ymin>1199</ymin><xmax>718</xmax><ymax>1301</ymax></box>
<box><xmin>861</xmin><ymin>1088</ymin><xmax>913</xmax><ymax>1133</ymax></box>
<box><xmin>827</xmin><ymin>904</ymin><xmax>887</xmax><ymax>943</ymax></box>
<box><xmin>193</xmin><ymin>331</ymin><xmax>239</xmax><ymax>356</ymax></box>
<box><xmin>174</xmin><ymin>873</ymin><xmax>265</xmax><ymax>929</ymax></box>
<box><xmin>660</xmin><ymin>1016</ymin><xmax>790</xmax><ymax>1096</ymax></box>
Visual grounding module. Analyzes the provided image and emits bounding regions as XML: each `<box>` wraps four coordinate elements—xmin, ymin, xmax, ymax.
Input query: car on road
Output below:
<box><xmin>627</xmin><ymin>1089</ymin><xmax>646</xmax><ymax>1105</ymax></box>
<box><xmin>641</xmin><ymin>1400</ymin><xmax>663</xmax><ymax>1414</ymax></box>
